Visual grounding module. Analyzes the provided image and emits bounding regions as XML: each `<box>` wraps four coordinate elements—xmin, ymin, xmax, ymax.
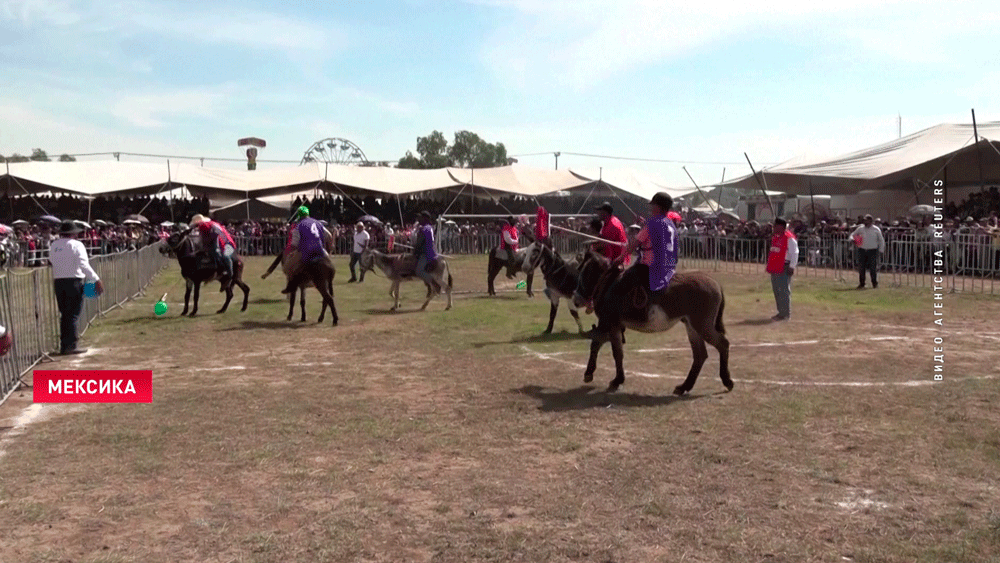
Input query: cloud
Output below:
<box><xmin>475</xmin><ymin>0</ymin><xmax>997</xmax><ymax>90</ymax></box>
<box><xmin>109</xmin><ymin>86</ymin><xmax>233</xmax><ymax>128</ymax></box>
<box><xmin>118</xmin><ymin>1</ymin><xmax>344</xmax><ymax>55</ymax></box>
<box><xmin>0</xmin><ymin>0</ymin><xmax>81</xmax><ymax>26</ymax></box>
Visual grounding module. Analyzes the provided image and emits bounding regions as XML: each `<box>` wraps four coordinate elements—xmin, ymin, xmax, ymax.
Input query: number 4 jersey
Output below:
<box><xmin>297</xmin><ymin>217</ymin><xmax>327</xmax><ymax>262</ymax></box>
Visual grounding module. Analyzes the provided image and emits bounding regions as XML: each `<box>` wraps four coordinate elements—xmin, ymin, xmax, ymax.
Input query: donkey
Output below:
<box><xmin>573</xmin><ymin>250</ymin><xmax>731</xmax><ymax>395</ymax></box>
<box><xmin>487</xmin><ymin>245</ymin><xmax>536</xmax><ymax>297</ymax></box>
<box><xmin>161</xmin><ymin>233</ymin><xmax>250</xmax><ymax>317</ymax></box>
<box><xmin>361</xmin><ymin>248</ymin><xmax>453</xmax><ymax>312</ymax></box>
<box><xmin>261</xmin><ymin>250</ymin><xmax>337</xmax><ymax>323</ymax></box>
<box><xmin>521</xmin><ymin>242</ymin><xmax>588</xmax><ymax>334</ymax></box>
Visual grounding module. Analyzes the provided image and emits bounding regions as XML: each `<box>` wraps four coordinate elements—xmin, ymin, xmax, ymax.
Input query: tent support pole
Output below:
<box><xmin>744</xmin><ymin>153</ymin><xmax>775</xmax><ymax>218</ymax></box>
<box><xmin>808</xmin><ymin>180</ymin><xmax>817</xmax><ymax>228</ymax></box>
<box><xmin>973</xmin><ymin>109</ymin><xmax>985</xmax><ymax>194</ymax></box>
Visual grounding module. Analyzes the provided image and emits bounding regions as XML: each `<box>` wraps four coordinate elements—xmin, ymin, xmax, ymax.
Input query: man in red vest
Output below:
<box><xmin>499</xmin><ymin>216</ymin><xmax>520</xmax><ymax>278</ymax></box>
<box><xmin>766</xmin><ymin>217</ymin><xmax>799</xmax><ymax>321</ymax></box>
<box><xmin>594</xmin><ymin>202</ymin><xmax>628</xmax><ymax>261</ymax></box>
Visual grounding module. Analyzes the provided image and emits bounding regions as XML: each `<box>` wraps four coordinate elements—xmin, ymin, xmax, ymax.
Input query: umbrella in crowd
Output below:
<box><xmin>357</xmin><ymin>215</ymin><xmax>383</xmax><ymax>225</ymax></box>
<box><xmin>73</xmin><ymin>220</ymin><xmax>92</xmax><ymax>230</ymax></box>
<box><xmin>122</xmin><ymin>219</ymin><xmax>143</xmax><ymax>225</ymax></box>
<box><xmin>94</xmin><ymin>219</ymin><xmax>108</xmax><ymax>226</ymax></box>
<box><xmin>12</xmin><ymin>220</ymin><xmax>28</xmax><ymax>226</ymax></box>
<box><xmin>37</xmin><ymin>215</ymin><xmax>61</xmax><ymax>225</ymax></box>
<box><xmin>124</xmin><ymin>213</ymin><xmax>150</xmax><ymax>224</ymax></box>
<box><xmin>909</xmin><ymin>204</ymin><xmax>936</xmax><ymax>216</ymax></box>
<box><xmin>160</xmin><ymin>221</ymin><xmax>175</xmax><ymax>227</ymax></box>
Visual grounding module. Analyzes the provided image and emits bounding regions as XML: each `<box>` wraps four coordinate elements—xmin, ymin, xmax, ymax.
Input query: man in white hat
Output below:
<box><xmin>349</xmin><ymin>221</ymin><xmax>370</xmax><ymax>283</ymax></box>
<box><xmin>49</xmin><ymin>220</ymin><xmax>103</xmax><ymax>354</ymax></box>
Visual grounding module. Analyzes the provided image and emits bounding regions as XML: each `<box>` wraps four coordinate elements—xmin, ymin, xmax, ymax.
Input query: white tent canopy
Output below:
<box><xmin>569</xmin><ymin>168</ymin><xmax>699</xmax><ymax>201</ymax></box>
<box><xmin>446</xmin><ymin>166</ymin><xmax>591</xmax><ymax>196</ymax></box>
<box><xmin>2</xmin><ymin>160</ymin><xmax>689</xmax><ymax>201</ymax></box>
<box><xmin>2</xmin><ymin>161</ymin><xmax>169</xmax><ymax>196</ymax></box>
<box><xmin>722</xmin><ymin>122</ymin><xmax>1000</xmax><ymax>196</ymax></box>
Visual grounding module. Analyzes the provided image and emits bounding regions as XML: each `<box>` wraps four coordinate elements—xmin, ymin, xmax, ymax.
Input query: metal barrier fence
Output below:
<box><xmin>0</xmin><ymin>242</ymin><xmax>170</xmax><ymax>405</ymax></box>
<box><xmin>233</xmin><ymin>232</ymin><xmax>999</xmax><ymax>292</ymax></box>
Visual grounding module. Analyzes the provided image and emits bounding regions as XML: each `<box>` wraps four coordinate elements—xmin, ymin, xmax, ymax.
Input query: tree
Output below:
<box><xmin>30</xmin><ymin>149</ymin><xmax>50</xmax><ymax>162</ymax></box>
<box><xmin>59</xmin><ymin>154</ymin><xmax>76</xmax><ymax>162</ymax></box>
<box><xmin>0</xmin><ymin>154</ymin><xmax>29</xmax><ymax>163</ymax></box>
<box><xmin>396</xmin><ymin>130</ymin><xmax>512</xmax><ymax>169</ymax></box>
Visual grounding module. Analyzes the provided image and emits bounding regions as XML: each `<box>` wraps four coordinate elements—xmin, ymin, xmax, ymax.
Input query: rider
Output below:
<box><xmin>500</xmin><ymin>215</ymin><xmax>519</xmax><ymax>278</ymax></box>
<box><xmin>412</xmin><ymin>210</ymin><xmax>440</xmax><ymax>293</ymax></box>
<box><xmin>281</xmin><ymin>206</ymin><xmax>332</xmax><ymax>294</ymax></box>
<box><xmin>616</xmin><ymin>191</ymin><xmax>679</xmax><ymax>309</ymax></box>
<box><xmin>189</xmin><ymin>214</ymin><xmax>237</xmax><ymax>287</ymax></box>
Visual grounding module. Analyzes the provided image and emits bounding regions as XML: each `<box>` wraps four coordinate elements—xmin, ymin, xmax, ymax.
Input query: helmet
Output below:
<box><xmin>295</xmin><ymin>206</ymin><xmax>310</xmax><ymax>220</ymax></box>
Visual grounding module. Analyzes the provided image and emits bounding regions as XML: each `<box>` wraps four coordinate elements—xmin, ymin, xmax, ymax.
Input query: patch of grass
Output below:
<box><xmin>1</xmin><ymin>256</ymin><xmax>999</xmax><ymax>563</ymax></box>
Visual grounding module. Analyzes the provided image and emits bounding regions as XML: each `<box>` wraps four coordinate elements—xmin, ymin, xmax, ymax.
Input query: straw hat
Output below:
<box><xmin>190</xmin><ymin>214</ymin><xmax>208</xmax><ymax>226</ymax></box>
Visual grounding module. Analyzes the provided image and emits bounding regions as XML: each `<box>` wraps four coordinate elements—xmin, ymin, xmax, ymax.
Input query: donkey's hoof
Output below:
<box><xmin>216</xmin><ymin>309</ymin><xmax>226</xmax><ymax>314</ymax></box>
<box><xmin>583</xmin><ymin>372</ymin><xmax>594</xmax><ymax>383</ymax></box>
<box><xmin>606</xmin><ymin>381</ymin><xmax>622</xmax><ymax>393</ymax></box>
<box><xmin>673</xmin><ymin>385</ymin><xmax>689</xmax><ymax>396</ymax></box>
<box><xmin>723</xmin><ymin>380</ymin><xmax>735</xmax><ymax>391</ymax></box>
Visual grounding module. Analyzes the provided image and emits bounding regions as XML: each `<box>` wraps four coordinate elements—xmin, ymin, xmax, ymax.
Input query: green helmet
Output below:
<box><xmin>295</xmin><ymin>206</ymin><xmax>310</xmax><ymax>220</ymax></box>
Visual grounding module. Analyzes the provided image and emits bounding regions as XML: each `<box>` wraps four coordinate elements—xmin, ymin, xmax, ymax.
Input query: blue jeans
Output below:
<box><xmin>209</xmin><ymin>244</ymin><xmax>235</xmax><ymax>278</ymax></box>
<box><xmin>54</xmin><ymin>278</ymin><xmax>84</xmax><ymax>352</ymax></box>
<box><xmin>416</xmin><ymin>255</ymin><xmax>435</xmax><ymax>287</ymax></box>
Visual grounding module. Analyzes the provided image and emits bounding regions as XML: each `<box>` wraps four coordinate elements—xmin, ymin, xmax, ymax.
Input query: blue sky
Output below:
<box><xmin>1</xmin><ymin>0</ymin><xmax>998</xmax><ymax>187</ymax></box>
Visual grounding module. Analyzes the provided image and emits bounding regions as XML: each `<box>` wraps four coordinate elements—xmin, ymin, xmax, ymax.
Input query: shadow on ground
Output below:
<box><xmin>512</xmin><ymin>384</ymin><xmax>716</xmax><ymax>412</ymax></box>
<box><xmin>731</xmin><ymin>318</ymin><xmax>780</xmax><ymax>326</ymax></box>
<box><xmin>217</xmin><ymin>320</ymin><xmax>317</xmax><ymax>331</ymax></box>
<box><xmin>473</xmin><ymin>330</ymin><xmax>589</xmax><ymax>348</ymax></box>
<box><xmin>362</xmin><ymin>307</ymin><xmax>434</xmax><ymax>316</ymax></box>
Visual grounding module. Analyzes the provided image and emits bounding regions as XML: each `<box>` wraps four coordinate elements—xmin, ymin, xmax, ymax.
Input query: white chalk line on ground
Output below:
<box><xmin>0</xmin><ymin>404</ymin><xmax>45</xmax><ymax>461</ymax></box>
<box><xmin>788</xmin><ymin>320</ymin><xmax>1000</xmax><ymax>337</ymax></box>
<box><xmin>191</xmin><ymin>366</ymin><xmax>246</xmax><ymax>372</ymax></box>
<box><xmin>536</xmin><ymin>336</ymin><xmax>916</xmax><ymax>356</ymax></box>
<box><xmin>520</xmin><ymin>345</ymin><xmax>998</xmax><ymax>387</ymax></box>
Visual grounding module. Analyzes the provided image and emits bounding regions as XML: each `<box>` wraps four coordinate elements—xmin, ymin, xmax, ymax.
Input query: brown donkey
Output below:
<box><xmin>572</xmin><ymin>250</ymin><xmax>731</xmax><ymax>394</ymax></box>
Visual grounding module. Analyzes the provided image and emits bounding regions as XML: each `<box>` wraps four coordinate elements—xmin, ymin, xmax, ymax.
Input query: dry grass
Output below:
<box><xmin>0</xmin><ymin>255</ymin><xmax>997</xmax><ymax>562</ymax></box>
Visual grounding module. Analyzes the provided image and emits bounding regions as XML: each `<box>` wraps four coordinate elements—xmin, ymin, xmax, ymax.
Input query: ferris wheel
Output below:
<box><xmin>301</xmin><ymin>137</ymin><xmax>370</xmax><ymax>165</ymax></box>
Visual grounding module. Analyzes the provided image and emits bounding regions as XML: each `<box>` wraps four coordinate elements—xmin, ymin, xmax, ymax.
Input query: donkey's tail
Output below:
<box><xmin>447</xmin><ymin>264</ymin><xmax>454</xmax><ymax>289</ymax></box>
<box><xmin>262</xmin><ymin>251</ymin><xmax>284</xmax><ymax>279</ymax></box>
<box><xmin>715</xmin><ymin>288</ymin><xmax>726</xmax><ymax>335</ymax></box>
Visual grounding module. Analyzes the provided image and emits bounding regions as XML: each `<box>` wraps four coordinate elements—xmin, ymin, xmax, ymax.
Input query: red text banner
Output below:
<box><xmin>33</xmin><ymin>371</ymin><xmax>153</xmax><ymax>403</ymax></box>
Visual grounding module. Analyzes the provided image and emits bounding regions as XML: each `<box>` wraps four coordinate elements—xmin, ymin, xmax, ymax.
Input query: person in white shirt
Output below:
<box><xmin>49</xmin><ymin>221</ymin><xmax>103</xmax><ymax>354</ymax></box>
<box><xmin>850</xmin><ymin>214</ymin><xmax>886</xmax><ymax>289</ymax></box>
<box><xmin>348</xmin><ymin>222</ymin><xmax>370</xmax><ymax>283</ymax></box>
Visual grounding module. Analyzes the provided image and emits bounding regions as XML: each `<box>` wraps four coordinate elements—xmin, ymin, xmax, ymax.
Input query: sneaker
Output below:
<box><xmin>771</xmin><ymin>315</ymin><xmax>788</xmax><ymax>321</ymax></box>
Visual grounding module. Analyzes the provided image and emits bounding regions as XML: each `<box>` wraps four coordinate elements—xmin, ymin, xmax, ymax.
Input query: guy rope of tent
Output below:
<box><xmin>682</xmin><ymin>166</ymin><xmax>720</xmax><ymax>215</ymax></box>
<box><xmin>5</xmin><ymin>160</ymin><xmax>54</xmax><ymax>216</ymax></box>
<box><xmin>744</xmin><ymin>153</ymin><xmax>775</xmax><ymax>218</ymax></box>
<box><xmin>136</xmin><ymin>159</ymin><xmax>173</xmax><ymax>221</ymax></box>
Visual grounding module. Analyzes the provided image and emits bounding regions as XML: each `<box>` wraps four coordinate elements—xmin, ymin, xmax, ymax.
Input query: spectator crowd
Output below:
<box><xmin>3</xmin><ymin>190</ymin><xmax>1000</xmax><ymax>277</ymax></box>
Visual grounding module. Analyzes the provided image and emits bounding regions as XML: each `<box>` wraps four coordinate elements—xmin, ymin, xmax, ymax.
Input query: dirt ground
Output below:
<box><xmin>0</xmin><ymin>255</ymin><xmax>998</xmax><ymax>563</ymax></box>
